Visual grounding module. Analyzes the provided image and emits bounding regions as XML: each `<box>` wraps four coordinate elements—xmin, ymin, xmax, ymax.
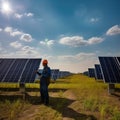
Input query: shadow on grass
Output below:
<box><xmin>0</xmin><ymin>94</ymin><xmax>24</xmax><ymax>101</ymax></box>
<box><xmin>111</xmin><ymin>88</ymin><xmax>120</xmax><ymax>100</ymax></box>
<box><xmin>0</xmin><ymin>90</ymin><xmax>97</xmax><ymax>120</ymax></box>
<box><xmin>115</xmin><ymin>88</ymin><xmax>120</xmax><ymax>92</ymax></box>
<box><xmin>49</xmin><ymin>96</ymin><xmax>97</xmax><ymax>120</ymax></box>
<box><xmin>24</xmin><ymin>93</ymin><xmax>97</xmax><ymax>120</ymax></box>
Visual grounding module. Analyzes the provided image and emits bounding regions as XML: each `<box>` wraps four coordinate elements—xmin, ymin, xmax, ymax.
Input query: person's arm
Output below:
<box><xmin>36</xmin><ymin>71</ymin><xmax>41</xmax><ymax>76</ymax></box>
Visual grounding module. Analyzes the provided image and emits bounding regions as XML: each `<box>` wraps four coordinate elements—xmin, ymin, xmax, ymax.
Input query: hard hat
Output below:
<box><xmin>42</xmin><ymin>59</ymin><xmax>48</xmax><ymax>64</ymax></box>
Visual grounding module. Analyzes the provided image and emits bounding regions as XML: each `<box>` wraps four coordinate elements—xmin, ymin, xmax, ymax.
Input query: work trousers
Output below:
<box><xmin>40</xmin><ymin>78</ymin><xmax>49</xmax><ymax>104</ymax></box>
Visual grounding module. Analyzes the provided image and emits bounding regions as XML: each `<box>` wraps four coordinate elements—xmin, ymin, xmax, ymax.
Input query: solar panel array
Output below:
<box><xmin>51</xmin><ymin>69</ymin><xmax>59</xmax><ymax>80</ymax></box>
<box><xmin>88</xmin><ymin>68</ymin><xmax>95</xmax><ymax>77</ymax></box>
<box><xmin>99</xmin><ymin>57</ymin><xmax>120</xmax><ymax>83</ymax></box>
<box><xmin>83</xmin><ymin>71</ymin><xmax>89</xmax><ymax>76</ymax></box>
<box><xmin>58</xmin><ymin>71</ymin><xmax>71</xmax><ymax>78</ymax></box>
<box><xmin>94</xmin><ymin>64</ymin><xmax>103</xmax><ymax>80</ymax></box>
<box><xmin>0</xmin><ymin>58</ymin><xmax>41</xmax><ymax>83</ymax></box>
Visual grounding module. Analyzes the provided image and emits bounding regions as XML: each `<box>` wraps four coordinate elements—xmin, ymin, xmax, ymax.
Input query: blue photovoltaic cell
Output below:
<box><xmin>88</xmin><ymin>68</ymin><xmax>95</xmax><ymax>77</ymax></box>
<box><xmin>99</xmin><ymin>57</ymin><xmax>120</xmax><ymax>83</ymax></box>
<box><xmin>51</xmin><ymin>69</ymin><xmax>59</xmax><ymax>80</ymax></box>
<box><xmin>58</xmin><ymin>71</ymin><xmax>71</xmax><ymax>78</ymax></box>
<box><xmin>0</xmin><ymin>58</ymin><xmax>41</xmax><ymax>83</ymax></box>
<box><xmin>94</xmin><ymin>64</ymin><xmax>103</xmax><ymax>80</ymax></box>
<box><xmin>20</xmin><ymin>59</ymin><xmax>41</xmax><ymax>83</ymax></box>
<box><xmin>83</xmin><ymin>71</ymin><xmax>89</xmax><ymax>76</ymax></box>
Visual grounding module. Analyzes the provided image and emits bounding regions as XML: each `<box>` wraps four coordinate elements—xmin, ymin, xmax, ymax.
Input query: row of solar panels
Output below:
<box><xmin>36</xmin><ymin>69</ymin><xmax>71</xmax><ymax>81</ymax></box>
<box><xmin>0</xmin><ymin>58</ymin><xmax>41</xmax><ymax>83</ymax></box>
<box><xmin>0</xmin><ymin>58</ymin><xmax>71</xmax><ymax>83</ymax></box>
<box><xmin>51</xmin><ymin>70</ymin><xmax>71</xmax><ymax>80</ymax></box>
<box><xmin>83</xmin><ymin>57</ymin><xmax>120</xmax><ymax>83</ymax></box>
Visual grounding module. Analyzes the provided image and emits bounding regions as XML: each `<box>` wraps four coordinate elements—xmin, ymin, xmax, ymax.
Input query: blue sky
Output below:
<box><xmin>0</xmin><ymin>0</ymin><xmax>120</xmax><ymax>73</ymax></box>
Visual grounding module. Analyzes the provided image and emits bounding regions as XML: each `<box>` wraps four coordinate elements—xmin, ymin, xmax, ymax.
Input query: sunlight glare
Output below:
<box><xmin>1</xmin><ymin>1</ymin><xmax>12</xmax><ymax>14</ymax></box>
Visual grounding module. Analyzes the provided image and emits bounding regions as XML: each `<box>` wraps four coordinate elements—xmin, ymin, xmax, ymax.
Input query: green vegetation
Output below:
<box><xmin>0</xmin><ymin>99</ymin><xmax>30</xmax><ymax>120</ymax></box>
<box><xmin>0</xmin><ymin>74</ymin><xmax>120</xmax><ymax>120</ymax></box>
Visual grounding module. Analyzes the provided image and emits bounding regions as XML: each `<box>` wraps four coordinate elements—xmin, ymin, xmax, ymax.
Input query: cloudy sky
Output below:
<box><xmin>0</xmin><ymin>0</ymin><xmax>120</xmax><ymax>73</ymax></box>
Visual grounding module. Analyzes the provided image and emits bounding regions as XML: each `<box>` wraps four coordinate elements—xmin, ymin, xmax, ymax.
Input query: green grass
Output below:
<box><xmin>0</xmin><ymin>83</ymin><xmax>19</xmax><ymax>88</ymax></box>
<box><xmin>0</xmin><ymin>74</ymin><xmax>120</xmax><ymax>120</ymax></box>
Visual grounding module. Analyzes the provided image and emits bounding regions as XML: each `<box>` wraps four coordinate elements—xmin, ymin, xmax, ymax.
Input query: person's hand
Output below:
<box><xmin>35</xmin><ymin>70</ymin><xmax>38</xmax><ymax>73</ymax></box>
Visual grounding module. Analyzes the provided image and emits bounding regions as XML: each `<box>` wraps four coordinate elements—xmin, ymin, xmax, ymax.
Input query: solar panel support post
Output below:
<box><xmin>19</xmin><ymin>82</ymin><xmax>26</xmax><ymax>100</ymax></box>
<box><xmin>108</xmin><ymin>84</ymin><xmax>115</xmax><ymax>94</ymax></box>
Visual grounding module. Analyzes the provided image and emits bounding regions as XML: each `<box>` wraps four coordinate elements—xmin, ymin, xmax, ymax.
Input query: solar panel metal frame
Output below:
<box><xmin>0</xmin><ymin>58</ymin><xmax>41</xmax><ymax>83</ymax></box>
<box><xmin>99</xmin><ymin>56</ymin><xmax>120</xmax><ymax>83</ymax></box>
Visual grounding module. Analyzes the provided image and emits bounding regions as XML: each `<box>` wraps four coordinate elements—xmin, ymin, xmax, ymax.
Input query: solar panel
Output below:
<box><xmin>83</xmin><ymin>71</ymin><xmax>89</xmax><ymax>76</ymax></box>
<box><xmin>116</xmin><ymin>57</ymin><xmax>120</xmax><ymax>66</ymax></box>
<box><xmin>94</xmin><ymin>64</ymin><xmax>103</xmax><ymax>80</ymax></box>
<box><xmin>51</xmin><ymin>69</ymin><xmax>59</xmax><ymax>80</ymax></box>
<box><xmin>88</xmin><ymin>68</ymin><xmax>95</xmax><ymax>77</ymax></box>
<box><xmin>58</xmin><ymin>71</ymin><xmax>71</xmax><ymax>78</ymax></box>
<box><xmin>0</xmin><ymin>58</ymin><xmax>41</xmax><ymax>83</ymax></box>
<box><xmin>99</xmin><ymin>57</ymin><xmax>120</xmax><ymax>83</ymax></box>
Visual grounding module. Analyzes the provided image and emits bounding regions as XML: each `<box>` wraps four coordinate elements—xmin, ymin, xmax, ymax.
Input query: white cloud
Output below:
<box><xmin>14</xmin><ymin>12</ymin><xmax>34</xmax><ymax>19</ymax></box>
<box><xmin>4</xmin><ymin>26</ymin><xmax>12</xmax><ymax>33</ymax></box>
<box><xmin>10</xmin><ymin>41</ymin><xmax>22</xmax><ymax>48</ymax></box>
<box><xmin>106</xmin><ymin>25</ymin><xmax>120</xmax><ymax>36</ymax></box>
<box><xmin>59</xmin><ymin>36</ymin><xmax>103</xmax><ymax>47</ymax></box>
<box><xmin>0</xmin><ymin>28</ymin><xmax>2</xmax><ymax>31</ymax></box>
<box><xmin>11</xmin><ymin>31</ymin><xmax>23</xmax><ymax>36</ymax></box>
<box><xmin>40</xmin><ymin>39</ymin><xmax>55</xmax><ymax>46</ymax></box>
<box><xmin>90</xmin><ymin>18</ymin><xmax>99</xmax><ymax>23</ymax></box>
<box><xmin>0</xmin><ymin>45</ymin><xmax>40</xmax><ymax>58</ymax></box>
<box><xmin>40</xmin><ymin>41</ymin><xmax>46</xmax><ymax>45</ymax></box>
<box><xmin>58</xmin><ymin>55</ymin><xmax>75</xmax><ymax>61</ymax></box>
<box><xmin>58</xmin><ymin>52</ymin><xmax>96</xmax><ymax>62</ymax></box>
<box><xmin>20</xmin><ymin>34</ymin><xmax>32</xmax><ymax>42</ymax></box>
<box><xmin>88</xmin><ymin>37</ymin><xmax>104</xmax><ymax>44</ymax></box>
<box><xmin>17</xmin><ymin>46</ymin><xmax>40</xmax><ymax>57</ymax></box>
<box><xmin>47</xmin><ymin>40</ymin><xmax>55</xmax><ymax>46</ymax></box>
<box><xmin>14</xmin><ymin>13</ymin><xmax>23</xmax><ymax>19</ymax></box>
<box><xmin>0</xmin><ymin>43</ymin><xmax>2</xmax><ymax>51</ymax></box>
<box><xmin>59</xmin><ymin>36</ymin><xmax>87</xmax><ymax>47</ymax></box>
<box><xmin>4</xmin><ymin>27</ymin><xmax>23</xmax><ymax>36</ymax></box>
<box><xmin>21</xmin><ymin>46</ymin><xmax>35</xmax><ymax>54</ymax></box>
<box><xmin>48</xmin><ymin>52</ymin><xmax>97</xmax><ymax>73</ymax></box>
<box><xmin>25</xmin><ymin>12</ymin><xmax>34</xmax><ymax>17</ymax></box>
<box><xmin>76</xmin><ymin>52</ymin><xmax>96</xmax><ymax>59</ymax></box>
<box><xmin>4</xmin><ymin>26</ymin><xmax>33</xmax><ymax>42</ymax></box>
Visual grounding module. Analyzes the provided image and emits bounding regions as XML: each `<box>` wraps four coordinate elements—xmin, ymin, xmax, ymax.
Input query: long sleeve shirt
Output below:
<box><xmin>37</xmin><ymin>65</ymin><xmax>51</xmax><ymax>85</ymax></box>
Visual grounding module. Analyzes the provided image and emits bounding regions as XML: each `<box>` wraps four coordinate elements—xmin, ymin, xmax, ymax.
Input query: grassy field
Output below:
<box><xmin>0</xmin><ymin>74</ymin><xmax>120</xmax><ymax>120</ymax></box>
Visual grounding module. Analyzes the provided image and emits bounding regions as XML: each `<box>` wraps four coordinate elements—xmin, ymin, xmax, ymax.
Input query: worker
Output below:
<box><xmin>36</xmin><ymin>59</ymin><xmax>51</xmax><ymax>105</ymax></box>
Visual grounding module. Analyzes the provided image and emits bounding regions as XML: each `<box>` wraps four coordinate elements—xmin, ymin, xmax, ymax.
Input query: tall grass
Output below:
<box><xmin>83</xmin><ymin>96</ymin><xmax>98</xmax><ymax>112</ymax></box>
<box><xmin>112</xmin><ymin>107</ymin><xmax>120</xmax><ymax>120</ymax></box>
<box><xmin>0</xmin><ymin>99</ymin><xmax>30</xmax><ymax>120</ymax></box>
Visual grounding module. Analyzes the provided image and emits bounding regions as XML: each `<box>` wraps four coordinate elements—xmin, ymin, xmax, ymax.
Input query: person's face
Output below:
<box><xmin>42</xmin><ymin>63</ymin><xmax>47</xmax><ymax>67</ymax></box>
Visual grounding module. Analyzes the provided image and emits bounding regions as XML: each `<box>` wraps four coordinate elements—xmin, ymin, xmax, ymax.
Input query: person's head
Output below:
<box><xmin>42</xmin><ymin>59</ymin><xmax>48</xmax><ymax>67</ymax></box>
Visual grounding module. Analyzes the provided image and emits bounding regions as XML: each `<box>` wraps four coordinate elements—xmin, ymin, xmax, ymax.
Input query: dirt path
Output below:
<box><xmin>18</xmin><ymin>105</ymin><xmax>40</xmax><ymax>120</ymax></box>
<box><xmin>18</xmin><ymin>90</ymin><xmax>77</xmax><ymax>120</ymax></box>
